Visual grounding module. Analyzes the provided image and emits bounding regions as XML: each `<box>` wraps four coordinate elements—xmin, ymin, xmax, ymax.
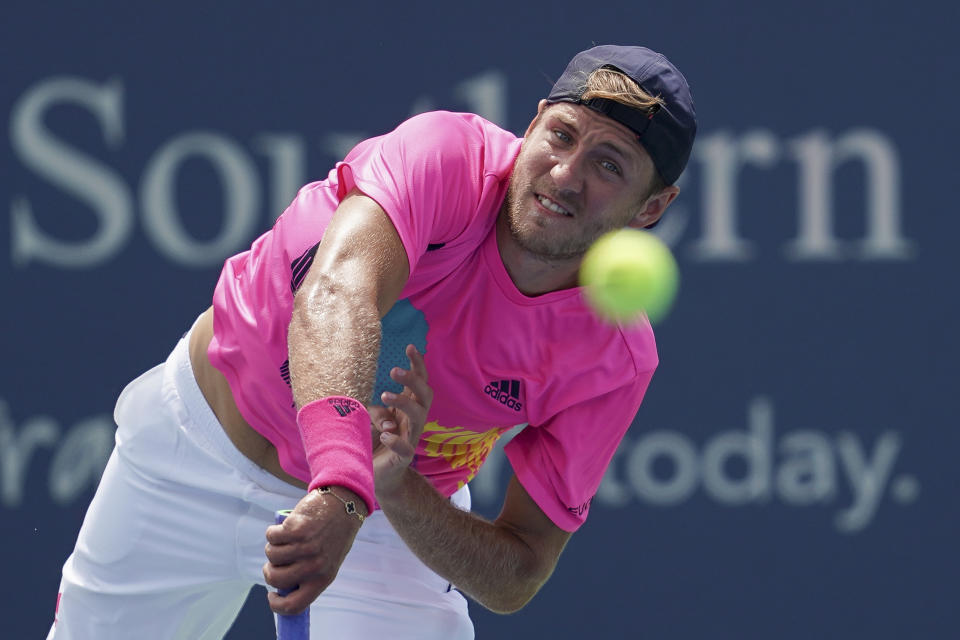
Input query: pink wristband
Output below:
<box><xmin>297</xmin><ymin>396</ymin><xmax>375</xmax><ymax>514</ymax></box>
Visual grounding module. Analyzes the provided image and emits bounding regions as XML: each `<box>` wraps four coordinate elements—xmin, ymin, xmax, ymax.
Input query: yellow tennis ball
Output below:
<box><xmin>579</xmin><ymin>228</ymin><xmax>679</xmax><ymax>325</ymax></box>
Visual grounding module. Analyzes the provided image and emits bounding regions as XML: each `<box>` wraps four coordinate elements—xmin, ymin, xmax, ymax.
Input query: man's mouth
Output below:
<box><xmin>536</xmin><ymin>194</ymin><xmax>573</xmax><ymax>217</ymax></box>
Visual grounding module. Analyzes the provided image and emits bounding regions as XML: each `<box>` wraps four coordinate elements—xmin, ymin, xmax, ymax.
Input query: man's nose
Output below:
<box><xmin>550</xmin><ymin>152</ymin><xmax>585</xmax><ymax>194</ymax></box>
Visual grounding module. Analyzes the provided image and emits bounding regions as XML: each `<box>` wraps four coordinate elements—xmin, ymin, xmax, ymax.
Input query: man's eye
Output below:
<box><xmin>601</xmin><ymin>160</ymin><xmax>622</xmax><ymax>175</ymax></box>
<box><xmin>553</xmin><ymin>129</ymin><xmax>571</xmax><ymax>143</ymax></box>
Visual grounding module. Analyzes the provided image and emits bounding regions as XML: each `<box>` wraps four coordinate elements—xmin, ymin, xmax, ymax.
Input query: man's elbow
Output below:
<box><xmin>480</xmin><ymin>565</ymin><xmax>553</xmax><ymax>614</ymax></box>
<box><xmin>482</xmin><ymin>590</ymin><xmax>536</xmax><ymax>615</ymax></box>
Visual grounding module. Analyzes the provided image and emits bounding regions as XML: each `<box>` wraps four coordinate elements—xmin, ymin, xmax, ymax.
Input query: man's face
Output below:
<box><xmin>502</xmin><ymin>101</ymin><xmax>665</xmax><ymax>261</ymax></box>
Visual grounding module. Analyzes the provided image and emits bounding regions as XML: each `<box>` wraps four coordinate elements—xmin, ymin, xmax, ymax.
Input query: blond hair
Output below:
<box><xmin>581</xmin><ymin>67</ymin><xmax>665</xmax><ymax>116</ymax></box>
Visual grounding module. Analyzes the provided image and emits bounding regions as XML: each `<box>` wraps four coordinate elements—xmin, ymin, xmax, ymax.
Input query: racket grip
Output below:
<box><xmin>274</xmin><ymin>510</ymin><xmax>310</xmax><ymax>640</ymax></box>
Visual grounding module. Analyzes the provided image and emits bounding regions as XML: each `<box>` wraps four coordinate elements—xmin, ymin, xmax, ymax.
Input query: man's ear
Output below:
<box><xmin>524</xmin><ymin>100</ymin><xmax>550</xmax><ymax>137</ymax></box>
<box><xmin>628</xmin><ymin>185</ymin><xmax>680</xmax><ymax>229</ymax></box>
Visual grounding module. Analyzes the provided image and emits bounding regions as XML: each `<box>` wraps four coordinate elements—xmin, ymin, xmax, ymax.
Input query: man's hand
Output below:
<box><xmin>370</xmin><ymin>344</ymin><xmax>432</xmax><ymax>496</ymax></box>
<box><xmin>262</xmin><ymin>485</ymin><xmax>366</xmax><ymax>614</ymax></box>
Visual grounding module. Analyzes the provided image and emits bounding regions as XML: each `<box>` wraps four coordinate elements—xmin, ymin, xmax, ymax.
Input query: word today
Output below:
<box><xmin>472</xmin><ymin>396</ymin><xmax>918</xmax><ymax>533</ymax></box>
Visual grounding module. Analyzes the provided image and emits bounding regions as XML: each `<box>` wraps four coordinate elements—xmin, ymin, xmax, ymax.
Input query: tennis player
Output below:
<box><xmin>48</xmin><ymin>44</ymin><xmax>696</xmax><ymax>639</ymax></box>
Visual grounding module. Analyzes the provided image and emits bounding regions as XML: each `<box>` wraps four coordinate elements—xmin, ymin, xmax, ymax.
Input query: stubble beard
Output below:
<box><xmin>501</xmin><ymin>179</ymin><xmax>622</xmax><ymax>263</ymax></box>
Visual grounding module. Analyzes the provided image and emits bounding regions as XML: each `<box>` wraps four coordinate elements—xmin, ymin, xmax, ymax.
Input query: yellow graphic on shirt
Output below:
<box><xmin>420</xmin><ymin>422</ymin><xmax>503</xmax><ymax>488</ymax></box>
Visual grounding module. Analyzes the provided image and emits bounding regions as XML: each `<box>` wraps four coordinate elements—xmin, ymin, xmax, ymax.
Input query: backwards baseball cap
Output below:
<box><xmin>547</xmin><ymin>45</ymin><xmax>697</xmax><ymax>185</ymax></box>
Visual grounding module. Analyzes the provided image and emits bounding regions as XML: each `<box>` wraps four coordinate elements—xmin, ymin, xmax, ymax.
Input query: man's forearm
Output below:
<box><xmin>376</xmin><ymin>469</ymin><xmax>556</xmax><ymax>613</ymax></box>
<box><xmin>288</xmin><ymin>269</ymin><xmax>382</xmax><ymax>408</ymax></box>
<box><xmin>287</xmin><ymin>192</ymin><xmax>410</xmax><ymax>410</ymax></box>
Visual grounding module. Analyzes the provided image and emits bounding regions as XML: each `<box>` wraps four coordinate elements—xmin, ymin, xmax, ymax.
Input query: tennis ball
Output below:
<box><xmin>579</xmin><ymin>228</ymin><xmax>679</xmax><ymax>325</ymax></box>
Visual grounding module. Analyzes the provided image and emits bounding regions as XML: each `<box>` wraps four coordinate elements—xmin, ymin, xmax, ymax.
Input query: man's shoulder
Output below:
<box><xmin>394</xmin><ymin>111</ymin><xmax>520</xmax><ymax>155</ymax></box>
<box><xmin>401</xmin><ymin>109</ymin><xmax>513</xmax><ymax>134</ymax></box>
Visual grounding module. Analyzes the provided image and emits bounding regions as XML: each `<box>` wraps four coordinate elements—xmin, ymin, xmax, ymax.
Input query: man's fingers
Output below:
<box><xmin>264</xmin><ymin>540</ymin><xmax>301</xmax><ymax>566</ymax></box>
<box><xmin>388</xmin><ymin>347</ymin><xmax>434</xmax><ymax>406</ymax></box>
<box><xmin>379</xmin><ymin>430</ymin><xmax>417</xmax><ymax>459</ymax></box>
<box><xmin>369</xmin><ymin>405</ymin><xmax>401</xmax><ymax>437</ymax></box>
<box><xmin>266</xmin><ymin>579</ymin><xmax>326</xmax><ymax>615</ymax></box>
<box><xmin>262</xmin><ymin>551</ymin><xmax>339</xmax><ymax>597</ymax></box>
<box><xmin>405</xmin><ymin>344</ymin><xmax>428</xmax><ymax>382</ymax></box>
<box><xmin>262</xmin><ymin>492</ymin><xmax>362</xmax><ymax>617</ymax></box>
<box><xmin>262</xmin><ymin>559</ymin><xmax>307</xmax><ymax>592</ymax></box>
<box><xmin>381</xmin><ymin>390</ymin><xmax>426</xmax><ymax>426</ymax></box>
<box><xmin>380</xmin><ymin>389</ymin><xmax>416</xmax><ymax>411</ymax></box>
<box><xmin>265</xmin><ymin>522</ymin><xmax>294</xmax><ymax>546</ymax></box>
<box><xmin>265</xmin><ymin>513</ymin><xmax>315</xmax><ymax>545</ymax></box>
<box><xmin>368</xmin><ymin>405</ymin><xmax>392</xmax><ymax>433</ymax></box>
<box><xmin>388</xmin><ymin>366</ymin><xmax>429</xmax><ymax>402</ymax></box>
<box><xmin>267</xmin><ymin>589</ymin><xmax>308</xmax><ymax>616</ymax></box>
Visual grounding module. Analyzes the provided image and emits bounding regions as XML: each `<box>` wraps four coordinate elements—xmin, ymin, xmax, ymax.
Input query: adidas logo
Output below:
<box><xmin>483</xmin><ymin>379</ymin><xmax>523</xmax><ymax>412</ymax></box>
<box><xmin>329</xmin><ymin>398</ymin><xmax>362</xmax><ymax>417</ymax></box>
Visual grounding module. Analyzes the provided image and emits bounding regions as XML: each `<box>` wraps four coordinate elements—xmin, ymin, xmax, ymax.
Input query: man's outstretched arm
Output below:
<box><xmin>264</xmin><ymin>189</ymin><xmax>410</xmax><ymax>614</ymax></box>
<box><xmin>369</xmin><ymin>353</ymin><xmax>572</xmax><ymax>614</ymax></box>
<box><xmin>287</xmin><ymin>190</ymin><xmax>410</xmax><ymax>408</ymax></box>
<box><xmin>381</xmin><ymin>470</ymin><xmax>572</xmax><ymax>613</ymax></box>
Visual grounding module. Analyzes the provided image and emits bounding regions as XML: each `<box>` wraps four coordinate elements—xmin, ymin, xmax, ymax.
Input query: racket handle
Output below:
<box><xmin>275</xmin><ymin>510</ymin><xmax>310</xmax><ymax>640</ymax></box>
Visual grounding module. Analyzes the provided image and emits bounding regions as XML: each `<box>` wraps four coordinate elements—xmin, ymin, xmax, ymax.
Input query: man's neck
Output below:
<box><xmin>494</xmin><ymin>215</ymin><xmax>580</xmax><ymax>297</ymax></box>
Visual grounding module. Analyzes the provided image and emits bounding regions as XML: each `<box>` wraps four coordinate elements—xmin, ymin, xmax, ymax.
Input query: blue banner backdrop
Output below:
<box><xmin>2</xmin><ymin>1</ymin><xmax>957</xmax><ymax>638</ymax></box>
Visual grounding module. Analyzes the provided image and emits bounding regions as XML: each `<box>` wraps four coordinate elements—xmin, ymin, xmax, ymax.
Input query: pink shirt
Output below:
<box><xmin>209</xmin><ymin>111</ymin><xmax>658</xmax><ymax>531</ymax></box>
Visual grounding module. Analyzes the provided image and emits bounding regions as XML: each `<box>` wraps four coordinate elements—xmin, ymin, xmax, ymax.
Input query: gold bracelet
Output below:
<box><xmin>316</xmin><ymin>486</ymin><xmax>365</xmax><ymax>523</ymax></box>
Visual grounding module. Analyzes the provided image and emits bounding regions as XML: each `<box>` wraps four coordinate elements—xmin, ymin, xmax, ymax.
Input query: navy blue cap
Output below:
<box><xmin>546</xmin><ymin>45</ymin><xmax>697</xmax><ymax>185</ymax></box>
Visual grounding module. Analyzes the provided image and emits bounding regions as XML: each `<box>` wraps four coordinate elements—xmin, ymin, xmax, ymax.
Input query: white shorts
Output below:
<box><xmin>47</xmin><ymin>330</ymin><xmax>474</xmax><ymax>640</ymax></box>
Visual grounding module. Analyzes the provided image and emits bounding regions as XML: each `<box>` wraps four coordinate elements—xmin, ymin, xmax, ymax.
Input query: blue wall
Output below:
<box><xmin>3</xmin><ymin>2</ymin><xmax>957</xmax><ymax>637</ymax></box>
